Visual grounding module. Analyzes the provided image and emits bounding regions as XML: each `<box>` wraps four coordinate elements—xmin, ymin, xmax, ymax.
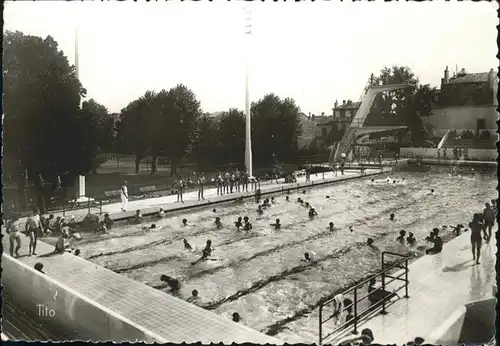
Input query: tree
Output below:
<box><xmin>117</xmin><ymin>91</ymin><xmax>156</xmax><ymax>173</ymax></box>
<box><xmin>80</xmin><ymin>99</ymin><xmax>116</xmax><ymax>173</ymax></box>
<box><xmin>218</xmin><ymin>109</ymin><xmax>246</xmax><ymax>167</ymax></box>
<box><xmin>251</xmin><ymin>94</ymin><xmax>303</xmax><ymax>167</ymax></box>
<box><xmin>367</xmin><ymin>65</ymin><xmax>436</xmax><ymax>145</ymax></box>
<box><xmin>157</xmin><ymin>84</ymin><xmax>203</xmax><ymax>176</ymax></box>
<box><xmin>3</xmin><ymin>31</ymin><xmax>86</xmax><ymax>209</ymax></box>
<box><xmin>191</xmin><ymin>115</ymin><xmax>221</xmax><ymax>171</ymax></box>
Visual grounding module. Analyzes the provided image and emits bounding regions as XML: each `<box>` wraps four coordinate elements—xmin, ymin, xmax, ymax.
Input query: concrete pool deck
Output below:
<box><xmin>327</xmin><ymin>232</ymin><xmax>497</xmax><ymax>345</ymax></box>
<box><xmin>17</xmin><ymin>167</ymin><xmax>393</xmax><ymax>225</ymax></box>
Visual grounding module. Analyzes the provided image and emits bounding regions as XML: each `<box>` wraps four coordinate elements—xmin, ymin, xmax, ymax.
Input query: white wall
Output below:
<box><xmin>426</xmin><ymin>105</ymin><xmax>498</xmax><ymax>137</ymax></box>
<box><xmin>2</xmin><ymin>254</ymin><xmax>164</xmax><ymax>342</ymax></box>
<box><xmin>400</xmin><ymin>148</ymin><xmax>497</xmax><ymax>161</ymax></box>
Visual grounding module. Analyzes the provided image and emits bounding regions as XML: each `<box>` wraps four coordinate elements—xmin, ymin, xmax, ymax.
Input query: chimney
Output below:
<box><xmin>321</xmin><ymin>112</ymin><xmax>325</xmax><ymax>117</ymax></box>
<box><xmin>444</xmin><ymin>66</ymin><xmax>449</xmax><ymax>83</ymax></box>
<box><xmin>342</xmin><ymin>100</ymin><xmax>346</xmax><ymax>106</ymax></box>
<box><xmin>308</xmin><ymin>112</ymin><xmax>311</xmax><ymax>119</ymax></box>
<box><xmin>334</xmin><ymin>100</ymin><xmax>338</xmax><ymax>108</ymax></box>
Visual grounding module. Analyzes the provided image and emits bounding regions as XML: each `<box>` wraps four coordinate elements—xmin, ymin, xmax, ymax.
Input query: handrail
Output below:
<box><xmin>318</xmin><ymin>251</ymin><xmax>410</xmax><ymax>345</ymax></box>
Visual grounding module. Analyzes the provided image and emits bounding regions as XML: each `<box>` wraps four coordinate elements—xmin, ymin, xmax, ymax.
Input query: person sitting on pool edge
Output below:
<box><xmin>425</xmin><ymin>228</ymin><xmax>443</xmax><ymax>255</ymax></box>
<box><xmin>214</xmin><ymin>217</ymin><xmax>222</xmax><ymax>229</ymax></box>
<box><xmin>270</xmin><ymin>219</ymin><xmax>281</xmax><ymax>230</ymax></box>
<box><xmin>396</xmin><ymin>230</ymin><xmax>406</xmax><ymax>244</ymax></box>
<box><xmin>308</xmin><ymin>207</ymin><xmax>318</xmax><ymax>218</ymax></box>
<box><xmin>158</xmin><ymin>208</ymin><xmax>166</xmax><ymax>218</ymax></box>
<box><xmin>160</xmin><ymin>274</ymin><xmax>181</xmax><ymax>292</ymax></box>
<box><xmin>103</xmin><ymin>213</ymin><xmax>114</xmax><ymax>229</ymax></box>
<box><xmin>329</xmin><ymin>222</ymin><xmax>335</xmax><ymax>231</ymax></box>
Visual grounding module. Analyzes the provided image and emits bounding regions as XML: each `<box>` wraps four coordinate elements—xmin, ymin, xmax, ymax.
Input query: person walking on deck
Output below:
<box><xmin>482</xmin><ymin>203</ymin><xmax>495</xmax><ymax>242</ymax></box>
<box><xmin>7</xmin><ymin>216</ymin><xmax>22</xmax><ymax>257</ymax></box>
<box><xmin>469</xmin><ymin>213</ymin><xmax>484</xmax><ymax>265</ymax></box>
<box><xmin>26</xmin><ymin>208</ymin><xmax>42</xmax><ymax>256</ymax></box>
<box><xmin>121</xmin><ymin>181</ymin><xmax>128</xmax><ymax>212</ymax></box>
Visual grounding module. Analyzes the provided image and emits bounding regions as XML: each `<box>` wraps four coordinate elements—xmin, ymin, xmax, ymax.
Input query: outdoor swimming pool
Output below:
<box><xmin>76</xmin><ymin>166</ymin><xmax>496</xmax><ymax>342</ymax></box>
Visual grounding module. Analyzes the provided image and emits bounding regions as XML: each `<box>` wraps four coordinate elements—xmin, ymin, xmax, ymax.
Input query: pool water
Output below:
<box><xmin>76</xmin><ymin>166</ymin><xmax>496</xmax><ymax>342</ymax></box>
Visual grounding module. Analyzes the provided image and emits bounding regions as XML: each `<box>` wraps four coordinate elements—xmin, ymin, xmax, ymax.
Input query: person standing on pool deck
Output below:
<box><xmin>197</xmin><ymin>173</ymin><xmax>205</xmax><ymax>201</ymax></box>
<box><xmin>469</xmin><ymin>213</ymin><xmax>483</xmax><ymax>264</ymax></box>
<box><xmin>25</xmin><ymin>208</ymin><xmax>42</xmax><ymax>256</ymax></box>
<box><xmin>482</xmin><ymin>203</ymin><xmax>495</xmax><ymax>242</ymax></box>
<box><xmin>121</xmin><ymin>181</ymin><xmax>128</xmax><ymax>212</ymax></box>
<box><xmin>7</xmin><ymin>216</ymin><xmax>22</xmax><ymax>257</ymax></box>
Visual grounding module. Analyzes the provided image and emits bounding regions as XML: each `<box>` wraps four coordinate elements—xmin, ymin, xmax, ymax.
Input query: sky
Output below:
<box><xmin>4</xmin><ymin>1</ymin><xmax>498</xmax><ymax>115</ymax></box>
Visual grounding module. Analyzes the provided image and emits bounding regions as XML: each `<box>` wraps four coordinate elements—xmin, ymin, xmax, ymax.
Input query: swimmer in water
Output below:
<box><xmin>212</xmin><ymin>208</ymin><xmax>217</xmax><ymax>213</ymax></box>
<box><xmin>285</xmin><ymin>196</ymin><xmax>290</xmax><ymax>201</ymax></box>
<box><xmin>182</xmin><ymin>218</ymin><xmax>189</xmax><ymax>227</ymax></box>
<box><xmin>430</xmin><ymin>189</ymin><xmax>434</xmax><ymax>193</ymax></box>
<box><xmin>270</xmin><ymin>219</ymin><xmax>281</xmax><ymax>230</ymax></box>
<box><xmin>160</xmin><ymin>274</ymin><xmax>181</xmax><ymax>292</ymax></box>
<box><xmin>235</xmin><ymin>217</ymin><xmax>243</xmax><ymax>231</ymax></box>
<box><xmin>34</xmin><ymin>262</ymin><xmax>45</xmax><ymax>274</ymax></box>
<box><xmin>214</xmin><ymin>217</ymin><xmax>222</xmax><ymax>229</ymax></box>
<box><xmin>302</xmin><ymin>252</ymin><xmax>313</xmax><ymax>262</ymax></box>
<box><xmin>305</xmin><ymin>202</ymin><xmax>310</xmax><ymax>208</ymax></box>
<box><xmin>191</xmin><ymin>240</ymin><xmax>215</xmax><ymax>265</ymax></box>
<box><xmin>406</xmin><ymin>232</ymin><xmax>416</xmax><ymax>246</ymax></box>
<box><xmin>187</xmin><ymin>289</ymin><xmax>200</xmax><ymax>303</ymax></box>
<box><xmin>287</xmin><ymin>189</ymin><xmax>291</xmax><ymax>194</ymax></box>
<box><xmin>308</xmin><ymin>207</ymin><xmax>318</xmax><ymax>218</ymax></box>
<box><xmin>132</xmin><ymin>210</ymin><xmax>143</xmax><ymax>224</ymax></box>
<box><xmin>389</xmin><ymin>213</ymin><xmax>395</xmax><ymax>221</ymax></box>
<box><xmin>271</xmin><ymin>196</ymin><xmax>275</xmax><ymax>203</ymax></box>
<box><xmin>243</xmin><ymin>217</ymin><xmax>252</xmax><ymax>231</ymax></box>
<box><xmin>396</xmin><ymin>230</ymin><xmax>406</xmax><ymax>244</ymax></box>
<box><xmin>326</xmin><ymin>195</ymin><xmax>330</xmax><ymax>199</ymax></box>
<box><xmin>257</xmin><ymin>205</ymin><xmax>264</xmax><ymax>215</ymax></box>
<box><xmin>329</xmin><ymin>222</ymin><xmax>335</xmax><ymax>231</ymax></box>
<box><xmin>143</xmin><ymin>223</ymin><xmax>157</xmax><ymax>230</ymax></box>
<box><xmin>302</xmin><ymin>190</ymin><xmax>306</xmax><ymax>194</ymax></box>
<box><xmin>158</xmin><ymin>208</ymin><xmax>166</xmax><ymax>218</ymax></box>
<box><xmin>232</xmin><ymin>312</ymin><xmax>241</xmax><ymax>322</ymax></box>
<box><xmin>349</xmin><ymin>225</ymin><xmax>354</xmax><ymax>232</ymax></box>
<box><xmin>183</xmin><ymin>239</ymin><xmax>192</xmax><ymax>250</ymax></box>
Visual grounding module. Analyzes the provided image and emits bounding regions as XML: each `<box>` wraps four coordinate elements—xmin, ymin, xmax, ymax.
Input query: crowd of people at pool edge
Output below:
<box><xmin>4</xmin><ymin>180</ymin><xmax>497</xmax><ymax>344</ymax></box>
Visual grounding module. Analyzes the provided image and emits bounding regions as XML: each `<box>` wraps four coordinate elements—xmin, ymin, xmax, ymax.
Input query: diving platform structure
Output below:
<box><xmin>331</xmin><ymin>83</ymin><xmax>416</xmax><ymax>162</ymax></box>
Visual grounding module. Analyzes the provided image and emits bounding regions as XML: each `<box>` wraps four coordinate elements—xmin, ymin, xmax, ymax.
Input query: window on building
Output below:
<box><xmin>340</xmin><ymin>109</ymin><xmax>346</xmax><ymax>118</ymax></box>
<box><xmin>322</xmin><ymin>127</ymin><xmax>327</xmax><ymax>137</ymax></box>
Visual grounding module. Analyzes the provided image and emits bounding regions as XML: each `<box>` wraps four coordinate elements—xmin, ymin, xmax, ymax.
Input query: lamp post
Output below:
<box><xmin>244</xmin><ymin>6</ymin><xmax>253</xmax><ymax>178</ymax></box>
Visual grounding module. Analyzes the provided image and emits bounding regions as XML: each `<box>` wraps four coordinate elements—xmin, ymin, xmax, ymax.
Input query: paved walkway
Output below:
<box><xmin>17</xmin><ymin>167</ymin><xmax>391</xmax><ymax>225</ymax></box>
<box><xmin>328</xmin><ymin>233</ymin><xmax>496</xmax><ymax>345</ymax></box>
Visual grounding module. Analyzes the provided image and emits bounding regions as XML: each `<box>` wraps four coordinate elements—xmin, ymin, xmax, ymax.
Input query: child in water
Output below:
<box><xmin>214</xmin><ymin>217</ymin><xmax>222</xmax><ymax>229</ymax></box>
<box><xmin>257</xmin><ymin>205</ymin><xmax>264</xmax><ymax>215</ymax></box>
<box><xmin>183</xmin><ymin>239</ymin><xmax>193</xmax><ymax>250</ymax></box>
<box><xmin>235</xmin><ymin>217</ymin><xmax>243</xmax><ymax>231</ymax></box>
<box><xmin>328</xmin><ymin>222</ymin><xmax>335</xmax><ymax>231</ymax></box>
<box><xmin>270</xmin><ymin>219</ymin><xmax>281</xmax><ymax>230</ymax></box>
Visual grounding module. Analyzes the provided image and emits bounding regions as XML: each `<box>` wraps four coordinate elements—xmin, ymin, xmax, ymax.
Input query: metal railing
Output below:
<box><xmin>318</xmin><ymin>251</ymin><xmax>409</xmax><ymax>345</ymax></box>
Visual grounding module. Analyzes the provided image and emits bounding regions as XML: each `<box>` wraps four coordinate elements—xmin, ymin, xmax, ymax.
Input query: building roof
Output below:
<box><xmin>447</xmin><ymin>72</ymin><xmax>490</xmax><ymax>84</ymax></box>
<box><xmin>333</xmin><ymin>102</ymin><xmax>360</xmax><ymax>110</ymax></box>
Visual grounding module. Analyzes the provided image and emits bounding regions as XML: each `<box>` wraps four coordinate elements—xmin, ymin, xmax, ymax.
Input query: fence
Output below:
<box><xmin>318</xmin><ymin>251</ymin><xmax>409</xmax><ymax>345</ymax></box>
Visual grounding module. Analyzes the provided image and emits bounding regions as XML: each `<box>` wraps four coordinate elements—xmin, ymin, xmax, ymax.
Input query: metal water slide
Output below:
<box><xmin>332</xmin><ymin>83</ymin><xmax>416</xmax><ymax>162</ymax></box>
